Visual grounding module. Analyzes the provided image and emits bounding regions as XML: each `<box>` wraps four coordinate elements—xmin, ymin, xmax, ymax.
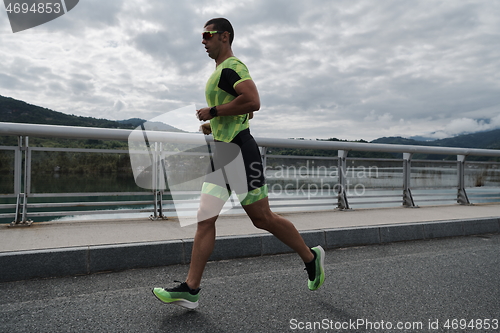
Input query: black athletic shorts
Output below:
<box><xmin>202</xmin><ymin>129</ymin><xmax>268</xmax><ymax>205</ymax></box>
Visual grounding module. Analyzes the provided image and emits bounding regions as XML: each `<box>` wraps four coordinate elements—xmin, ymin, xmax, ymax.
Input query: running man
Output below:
<box><xmin>153</xmin><ymin>18</ymin><xmax>325</xmax><ymax>309</ymax></box>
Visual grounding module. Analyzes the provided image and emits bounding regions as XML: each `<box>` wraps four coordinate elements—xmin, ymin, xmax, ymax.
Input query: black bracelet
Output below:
<box><xmin>209</xmin><ymin>106</ymin><xmax>218</xmax><ymax>117</ymax></box>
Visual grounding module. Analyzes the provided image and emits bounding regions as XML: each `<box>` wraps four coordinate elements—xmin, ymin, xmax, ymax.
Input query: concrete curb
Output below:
<box><xmin>1</xmin><ymin>217</ymin><xmax>499</xmax><ymax>283</ymax></box>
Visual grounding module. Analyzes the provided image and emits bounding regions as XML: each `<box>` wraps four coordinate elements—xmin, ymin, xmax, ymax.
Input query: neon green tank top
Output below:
<box><xmin>205</xmin><ymin>57</ymin><xmax>252</xmax><ymax>142</ymax></box>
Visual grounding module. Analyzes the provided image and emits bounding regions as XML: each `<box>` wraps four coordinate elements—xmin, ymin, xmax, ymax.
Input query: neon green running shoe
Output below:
<box><xmin>152</xmin><ymin>281</ymin><xmax>200</xmax><ymax>309</ymax></box>
<box><xmin>306</xmin><ymin>246</ymin><xmax>325</xmax><ymax>291</ymax></box>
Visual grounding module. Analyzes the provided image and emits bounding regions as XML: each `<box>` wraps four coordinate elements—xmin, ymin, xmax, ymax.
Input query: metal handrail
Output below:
<box><xmin>1</xmin><ymin>121</ymin><xmax>500</xmax><ymax>225</ymax></box>
<box><xmin>2</xmin><ymin>121</ymin><xmax>500</xmax><ymax>157</ymax></box>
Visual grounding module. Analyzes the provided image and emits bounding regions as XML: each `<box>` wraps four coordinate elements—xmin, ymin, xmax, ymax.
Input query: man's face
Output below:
<box><xmin>202</xmin><ymin>24</ymin><xmax>222</xmax><ymax>60</ymax></box>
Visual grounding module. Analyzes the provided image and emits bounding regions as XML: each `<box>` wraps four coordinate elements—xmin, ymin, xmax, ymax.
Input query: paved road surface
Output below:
<box><xmin>1</xmin><ymin>234</ymin><xmax>499</xmax><ymax>333</ymax></box>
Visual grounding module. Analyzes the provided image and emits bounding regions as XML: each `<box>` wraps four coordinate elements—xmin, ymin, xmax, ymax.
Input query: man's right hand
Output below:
<box><xmin>200</xmin><ymin>122</ymin><xmax>212</xmax><ymax>135</ymax></box>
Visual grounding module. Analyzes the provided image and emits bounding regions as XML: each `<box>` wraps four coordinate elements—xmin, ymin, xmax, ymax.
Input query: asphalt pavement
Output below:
<box><xmin>1</xmin><ymin>234</ymin><xmax>499</xmax><ymax>333</ymax></box>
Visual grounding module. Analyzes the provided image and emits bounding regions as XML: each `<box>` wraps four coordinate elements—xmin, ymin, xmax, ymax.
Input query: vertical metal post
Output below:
<box><xmin>151</xmin><ymin>142</ymin><xmax>159</xmax><ymax>219</ymax></box>
<box><xmin>11</xmin><ymin>136</ymin><xmax>32</xmax><ymax>226</ymax></box>
<box><xmin>14</xmin><ymin>136</ymin><xmax>22</xmax><ymax>196</ymax></box>
<box><xmin>22</xmin><ymin>136</ymin><xmax>31</xmax><ymax>222</ymax></box>
<box><xmin>337</xmin><ymin>150</ymin><xmax>350</xmax><ymax>210</ymax></box>
<box><xmin>150</xmin><ymin>141</ymin><xmax>166</xmax><ymax>220</ymax></box>
<box><xmin>157</xmin><ymin>142</ymin><xmax>165</xmax><ymax>219</ymax></box>
<box><xmin>457</xmin><ymin>155</ymin><xmax>470</xmax><ymax>205</ymax></box>
<box><xmin>402</xmin><ymin>153</ymin><xmax>416</xmax><ymax>207</ymax></box>
<box><xmin>12</xmin><ymin>136</ymin><xmax>23</xmax><ymax>224</ymax></box>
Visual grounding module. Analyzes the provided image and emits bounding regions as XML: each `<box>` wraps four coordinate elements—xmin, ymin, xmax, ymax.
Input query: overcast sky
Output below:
<box><xmin>1</xmin><ymin>0</ymin><xmax>499</xmax><ymax>141</ymax></box>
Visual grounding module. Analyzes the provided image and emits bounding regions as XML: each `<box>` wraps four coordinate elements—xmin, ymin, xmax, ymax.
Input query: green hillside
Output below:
<box><xmin>0</xmin><ymin>95</ymin><xmax>133</xmax><ymax>129</ymax></box>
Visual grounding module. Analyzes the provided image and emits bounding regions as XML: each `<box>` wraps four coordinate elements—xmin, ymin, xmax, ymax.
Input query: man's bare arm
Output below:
<box><xmin>197</xmin><ymin>80</ymin><xmax>260</xmax><ymax>121</ymax></box>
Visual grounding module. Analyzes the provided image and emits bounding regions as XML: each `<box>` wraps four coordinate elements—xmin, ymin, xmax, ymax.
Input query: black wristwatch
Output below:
<box><xmin>209</xmin><ymin>106</ymin><xmax>218</xmax><ymax>117</ymax></box>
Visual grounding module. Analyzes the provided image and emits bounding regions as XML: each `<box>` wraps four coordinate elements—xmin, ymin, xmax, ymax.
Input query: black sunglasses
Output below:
<box><xmin>202</xmin><ymin>31</ymin><xmax>229</xmax><ymax>39</ymax></box>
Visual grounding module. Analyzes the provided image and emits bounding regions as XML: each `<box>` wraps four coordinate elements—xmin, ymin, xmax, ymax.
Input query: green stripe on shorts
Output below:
<box><xmin>201</xmin><ymin>182</ymin><xmax>231</xmax><ymax>202</ymax></box>
<box><xmin>237</xmin><ymin>185</ymin><xmax>268</xmax><ymax>206</ymax></box>
<box><xmin>201</xmin><ymin>183</ymin><xmax>268</xmax><ymax>206</ymax></box>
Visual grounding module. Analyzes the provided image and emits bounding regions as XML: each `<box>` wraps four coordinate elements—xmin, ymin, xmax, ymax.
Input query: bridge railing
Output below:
<box><xmin>1</xmin><ymin>122</ymin><xmax>500</xmax><ymax>226</ymax></box>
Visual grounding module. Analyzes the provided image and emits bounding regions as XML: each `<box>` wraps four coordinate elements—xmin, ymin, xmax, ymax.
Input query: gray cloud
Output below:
<box><xmin>0</xmin><ymin>73</ymin><xmax>22</xmax><ymax>89</ymax></box>
<box><xmin>35</xmin><ymin>0</ymin><xmax>124</xmax><ymax>33</ymax></box>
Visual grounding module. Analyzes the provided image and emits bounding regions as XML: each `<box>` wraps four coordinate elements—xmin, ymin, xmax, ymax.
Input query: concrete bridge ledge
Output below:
<box><xmin>1</xmin><ymin>216</ymin><xmax>498</xmax><ymax>283</ymax></box>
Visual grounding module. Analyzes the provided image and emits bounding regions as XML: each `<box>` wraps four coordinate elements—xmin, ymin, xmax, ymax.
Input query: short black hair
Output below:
<box><xmin>205</xmin><ymin>17</ymin><xmax>234</xmax><ymax>45</ymax></box>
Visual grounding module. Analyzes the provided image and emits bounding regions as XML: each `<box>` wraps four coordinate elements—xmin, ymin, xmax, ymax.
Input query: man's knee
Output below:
<box><xmin>197</xmin><ymin>196</ymin><xmax>223</xmax><ymax>222</ymax></box>
<box><xmin>250</xmin><ymin>212</ymin><xmax>275</xmax><ymax>230</ymax></box>
<box><xmin>251</xmin><ymin>216</ymin><xmax>266</xmax><ymax>230</ymax></box>
<box><xmin>197</xmin><ymin>205</ymin><xmax>218</xmax><ymax>224</ymax></box>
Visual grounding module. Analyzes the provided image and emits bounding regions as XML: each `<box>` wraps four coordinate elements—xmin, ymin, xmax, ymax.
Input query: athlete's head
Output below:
<box><xmin>204</xmin><ymin>18</ymin><xmax>234</xmax><ymax>46</ymax></box>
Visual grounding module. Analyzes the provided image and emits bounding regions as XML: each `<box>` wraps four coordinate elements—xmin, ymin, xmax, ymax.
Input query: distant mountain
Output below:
<box><xmin>372</xmin><ymin>136</ymin><xmax>425</xmax><ymax>146</ymax></box>
<box><xmin>0</xmin><ymin>95</ymin><xmax>184</xmax><ymax>133</ymax></box>
<box><xmin>408</xmin><ymin>135</ymin><xmax>436</xmax><ymax>141</ymax></box>
<box><xmin>117</xmin><ymin>118</ymin><xmax>145</xmax><ymax>128</ymax></box>
<box><xmin>372</xmin><ymin>130</ymin><xmax>500</xmax><ymax>160</ymax></box>
<box><xmin>433</xmin><ymin>130</ymin><xmax>500</xmax><ymax>150</ymax></box>
<box><xmin>372</xmin><ymin>129</ymin><xmax>500</xmax><ymax>150</ymax></box>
